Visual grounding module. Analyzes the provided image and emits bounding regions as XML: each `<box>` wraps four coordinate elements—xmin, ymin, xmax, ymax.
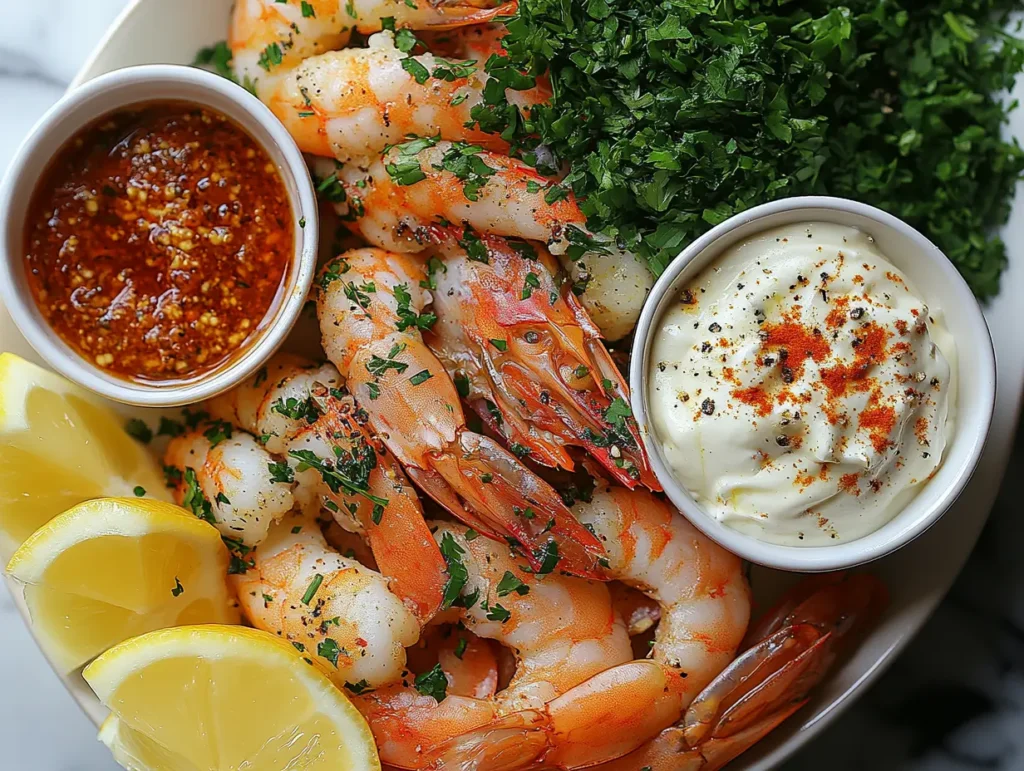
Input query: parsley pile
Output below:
<box><xmin>489</xmin><ymin>0</ymin><xmax>1024</xmax><ymax>297</ymax></box>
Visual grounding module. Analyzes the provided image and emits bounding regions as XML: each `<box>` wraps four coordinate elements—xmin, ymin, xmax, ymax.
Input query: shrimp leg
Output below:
<box><xmin>316</xmin><ymin>248</ymin><xmax>608</xmax><ymax>578</ymax></box>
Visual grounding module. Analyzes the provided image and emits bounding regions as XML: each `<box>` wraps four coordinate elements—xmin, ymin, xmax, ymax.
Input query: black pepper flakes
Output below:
<box><xmin>701</xmin><ymin>398</ymin><xmax>715</xmax><ymax>416</ymax></box>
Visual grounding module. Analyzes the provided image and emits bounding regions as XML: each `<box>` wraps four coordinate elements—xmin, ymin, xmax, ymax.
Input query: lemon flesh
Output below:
<box><xmin>85</xmin><ymin>625</ymin><xmax>381</xmax><ymax>771</ymax></box>
<box><xmin>6</xmin><ymin>498</ymin><xmax>238</xmax><ymax>672</ymax></box>
<box><xmin>0</xmin><ymin>353</ymin><xmax>169</xmax><ymax>561</ymax></box>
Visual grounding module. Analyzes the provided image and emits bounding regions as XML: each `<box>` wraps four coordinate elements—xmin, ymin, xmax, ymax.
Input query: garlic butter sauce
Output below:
<box><xmin>648</xmin><ymin>223</ymin><xmax>957</xmax><ymax>545</ymax></box>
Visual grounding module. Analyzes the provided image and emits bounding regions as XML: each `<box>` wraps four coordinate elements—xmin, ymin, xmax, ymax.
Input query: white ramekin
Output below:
<box><xmin>629</xmin><ymin>197</ymin><xmax>996</xmax><ymax>572</ymax></box>
<box><xmin>0</xmin><ymin>64</ymin><xmax>318</xmax><ymax>407</ymax></box>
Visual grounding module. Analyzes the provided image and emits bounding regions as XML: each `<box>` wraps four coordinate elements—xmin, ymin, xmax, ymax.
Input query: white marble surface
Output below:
<box><xmin>2</xmin><ymin>3</ymin><xmax>1023</xmax><ymax>771</ymax></box>
<box><xmin>0</xmin><ymin>4</ymin><xmax>128</xmax><ymax>768</ymax></box>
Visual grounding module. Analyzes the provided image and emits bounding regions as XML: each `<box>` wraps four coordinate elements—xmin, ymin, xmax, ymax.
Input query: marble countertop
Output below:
<box><xmin>2</xmin><ymin>2</ymin><xmax>1022</xmax><ymax>770</ymax></box>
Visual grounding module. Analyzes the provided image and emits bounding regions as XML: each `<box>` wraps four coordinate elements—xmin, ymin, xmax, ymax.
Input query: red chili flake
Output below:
<box><xmin>914</xmin><ymin>416</ymin><xmax>930</xmax><ymax>445</ymax></box>
<box><xmin>825</xmin><ymin>297</ymin><xmax>850</xmax><ymax>329</ymax></box>
<box><xmin>839</xmin><ymin>473</ymin><xmax>861</xmax><ymax>496</ymax></box>
<box><xmin>732</xmin><ymin>386</ymin><xmax>773</xmax><ymax>417</ymax></box>
<box><xmin>859</xmin><ymin>396</ymin><xmax>897</xmax><ymax>454</ymax></box>
<box><xmin>761</xmin><ymin>318</ymin><xmax>832</xmax><ymax>380</ymax></box>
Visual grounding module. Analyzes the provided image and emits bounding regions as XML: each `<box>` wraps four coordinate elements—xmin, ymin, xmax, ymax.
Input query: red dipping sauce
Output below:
<box><xmin>22</xmin><ymin>101</ymin><xmax>293</xmax><ymax>382</ymax></box>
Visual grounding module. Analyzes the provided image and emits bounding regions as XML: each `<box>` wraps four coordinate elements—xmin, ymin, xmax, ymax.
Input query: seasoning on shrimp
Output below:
<box><xmin>22</xmin><ymin>102</ymin><xmax>292</xmax><ymax>383</ymax></box>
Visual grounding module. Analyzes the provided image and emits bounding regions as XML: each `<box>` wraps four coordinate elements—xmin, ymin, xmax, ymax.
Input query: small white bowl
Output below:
<box><xmin>629</xmin><ymin>196</ymin><xmax>996</xmax><ymax>572</ymax></box>
<box><xmin>0</xmin><ymin>64</ymin><xmax>318</xmax><ymax>407</ymax></box>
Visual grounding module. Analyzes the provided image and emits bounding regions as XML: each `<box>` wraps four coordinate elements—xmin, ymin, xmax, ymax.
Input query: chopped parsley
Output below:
<box><xmin>171</xmin><ymin>577</ymin><xmax>184</xmax><ymax>597</ymax></box>
<box><xmin>318</xmin><ymin>638</ymin><xmax>342</xmax><ymax>667</ymax></box>
<box><xmin>409</xmin><ymin>369</ymin><xmax>433</xmax><ymax>386</ymax></box>
<box><xmin>394</xmin><ymin>283</ymin><xmax>437</xmax><ymax>331</ymax></box>
<box><xmin>289</xmin><ymin>440</ymin><xmax>388</xmax><ymax>522</ymax></box>
<box><xmin>414</xmin><ymin>663</ymin><xmax>448</xmax><ymax>702</ymax></box>
<box><xmin>301</xmin><ymin>574</ymin><xmax>324</xmax><ymax>605</ymax></box>
<box><xmin>454</xmin><ymin>637</ymin><xmax>468</xmax><ymax>659</ymax></box>
<box><xmin>496</xmin><ymin>571</ymin><xmax>530</xmax><ymax>597</ymax></box>
<box><xmin>345</xmin><ymin>679</ymin><xmax>374</xmax><ymax>695</ymax></box>
<box><xmin>133</xmin><ymin>486</ymin><xmax>146</xmax><ymax>498</ymax></box>
<box><xmin>203</xmin><ymin>419</ymin><xmax>233</xmax><ymax>448</ymax></box>
<box><xmin>268</xmin><ymin>461</ymin><xmax>295</xmax><ymax>484</ymax></box>
<box><xmin>182</xmin><ymin>468</ymin><xmax>216</xmax><ymax>525</ymax></box>
<box><xmin>439</xmin><ymin>532</ymin><xmax>469</xmax><ymax>610</ymax></box>
<box><xmin>484</xmin><ymin>0</ymin><xmax>1024</xmax><ymax>296</ymax></box>
<box><xmin>124</xmin><ymin>419</ymin><xmax>152</xmax><ymax>444</ymax></box>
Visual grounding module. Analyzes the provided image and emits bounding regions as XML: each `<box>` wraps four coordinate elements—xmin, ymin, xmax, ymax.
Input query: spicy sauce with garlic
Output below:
<box><xmin>648</xmin><ymin>223</ymin><xmax>957</xmax><ymax>545</ymax></box>
<box><xmin>23</xmin><ymin>102</ymin><xmax>293</xmax><ymax>382</ymax></box>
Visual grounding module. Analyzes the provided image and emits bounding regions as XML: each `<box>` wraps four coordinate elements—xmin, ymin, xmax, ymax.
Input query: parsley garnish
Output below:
<box><xmin>414</xmin><ymin>664</ymin><xmax>448</xmax><ymax>702</ymax></box>
<box><xmin>439</xmin><ymin>532</ymin><xmax>469</xmax><ymax>609</ymax></box>
<box><xmin>182</xmin><ymin>468</ymin><xmax>216</xmax><ymax>525</ymax></box>
<box><xmin>301</xmin><ymin>574</ymin><xmax>324</xmax><ymax>605</ymax></box>
<box><xmin>409</xmin><ymin>369</ymin><xmax>433</xmax><ymax>386</ymax></box>
<box><xmin>171</xmin><ymin>578</ymin><xmax>184</xmax><ymax>597</ymax></box>
<box><xmin>394</xmin><ymin>283</ymin><xmax>437</xmax><ymax>331</ymax></box>
<box><xmin>268</xmin><ymin>461</ymin><xmax>294</xmax><ymax>484</ymax></box>
<box><xmin>345</xmin><ymin>679</ymin><xmax>373</xmax><ymax>695</ymax></box>
<box><xmin>496</xmin><ymin>571</ymin><xmax>530</xmax><ymax>597</ymax></box>
<box><xmin>124</xmin><ymin>419</ymin><xmax>152</xmax><ymax>444</ymax></box>
<box><xmin>289</xmin><ymin>442</ymin><xmax>387</xmax><ymax>522</ymax></box>
<box><xmin>487</xmin><ymin>0</ymin><xmax>1024</xmax><ymax>295</ymax></box>
<box><xmin>318</xmin><ymin>638</ymin><xmax>342</xmax><ymax>667</ymax></box>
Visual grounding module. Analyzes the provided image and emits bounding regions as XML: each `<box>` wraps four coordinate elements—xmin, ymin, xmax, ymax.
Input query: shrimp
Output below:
<box><xmin>231</xmin><ymin>0</ymin><xmax>512</xmax><ymax>98</ymax></box>
<box><xmin>426</xmin><ymin>228</ymin><xmax>659</xmax><ymax>490</ymax></box>
<box><xmin>163</xmin><ymin>428</ymin><xmax>294</xmax><ymax>546</ymax></box>
<box><xmin>423</xmin><ymin>486</ymin><xmax>751</xmax><ymax>770</ymax></box>
<box><xmin>265</xmin><ymin>28</ymin><xmax>528</xmax><ymax>163</ymax></box>
<box><xmin>353</xmin><ymin>519</ymin><xmax>632</xmax><ymax>768</ymax></box>
<box><xmin>592</xmin><ymin>572</ymin><xmax>888</xmax><ymax>771</ymax></box>
<box><xmin>312</xmin><ymin>139</ymin><xmax>653</xmax><ymax>339</ymax></box>
<box><xmin>234</xmin><ymin>510</ymin><xmax>421</xmax><ymax>689</ymax></box>
<box><xmin>316</xmin><ymin>247</ymin><xmax>608</xmax><ymax>579</ymax></box>
<box><xmin>230</xmin><ymin>0</ymin><xmax>353</xmax><ymax>97</ymax></box>
<box><xmin>202</xmin><ymin>352</ymin><xmax>446</xmax><ymax>623</ymax></box>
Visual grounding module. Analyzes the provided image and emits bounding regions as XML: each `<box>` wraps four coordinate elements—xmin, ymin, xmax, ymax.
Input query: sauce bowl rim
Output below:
<box><xmin>628</xmin><ymin>196</ymin><xmax>997</xmax><ymax>572</ymax></box>
<box><xmin>0</xmin><ymin>63</ymin><xmax>319</xmax><ymax>407</ymax></box>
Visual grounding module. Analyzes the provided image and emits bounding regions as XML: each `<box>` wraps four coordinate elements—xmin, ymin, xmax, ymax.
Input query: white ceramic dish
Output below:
<box><xmin>2</xmin><ymin>1</ymin><xmax>1023</xmax><ymax>769</ymax></box>
<box><xmin>0</xmin><ymin>64</ymin><xmax>319</xmax><ymax>407</ymax></box>
<box><xmin>629</xmin><ymin>197</ymin><xmax>996</xmax><ymax>572</ymax></box>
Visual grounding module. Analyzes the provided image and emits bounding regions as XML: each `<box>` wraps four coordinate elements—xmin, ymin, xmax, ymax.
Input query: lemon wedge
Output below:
<box><xmin>0</xmin><ymin>353</ymin><xmax>169</xmax><ymax>561</ymax></box>
<box><xmin>85</xmin><ymin>625</ymin><xmax>381</xmax><ymax>771</ymax></box>
<box><xmin>5</xmin><ymin>498</ymin><xmax>239</xmax><ymax>673</ymax></box>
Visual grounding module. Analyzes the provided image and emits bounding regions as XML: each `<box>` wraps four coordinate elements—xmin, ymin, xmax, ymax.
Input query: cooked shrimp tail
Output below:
<box><xmin>592</xmin><ymin>573</ymin><xmax>888</xmax><ymax>771</ymax></box>
<box><xmin>317</xmin><ymin>248</ymin><xmax>608</xmax><ymax>579</ymax></box>
<box><xmin>428</xmin><ymin>229</ymin><xmax>659</xmax><ymax>490</ymax></box>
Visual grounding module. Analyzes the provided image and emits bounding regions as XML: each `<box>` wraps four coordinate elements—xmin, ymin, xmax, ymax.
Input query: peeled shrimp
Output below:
<box><xmin>203</xmin><ymin>351</ymin><xmax>446</xmax><ymax>623</ymax></box>
<box><xmin>234</xmin><ymin>510</ymin><xmax>421</xmax><ymax>688</ymax></box>
<box><xmin>316</xmin><ymin>247</ymin><xmax>607</xmax><ymax>579</ymax></box>
<box><xmin>427</xmin><ymin>229</ymin><xmax>658</xmax><ymax>490</ymax></box>
<box><xmin>353</xmin><ymin>519</ymin><xmax>632</xmax><ymax>768</ymax></box>
<box><xmin>163</xmin><ymin>429</ymin><xmax>294</xmax><ymax>546</ymax></box>
<box><xmin>313</xmin><ymin>139</ymin><xmax>653</xmax><ymax>339</ymax></box>
<box><xmin>231</xmin><ymin>0</ymin><xmax>512</xmax><ymax>98</ymax></box>
<box><xmin>425</xmin><ymin>486</ymin><xmax>751</xmax><ymax>770</ymax></box>
<box><xmin>265</xmin><ymin>30</ymin><xmax>526</xmax><ymax>163</ymax></box>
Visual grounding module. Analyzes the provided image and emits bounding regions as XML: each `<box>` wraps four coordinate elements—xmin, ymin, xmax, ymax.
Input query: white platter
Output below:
<box><xmin>3</xmin><ymin>0</ymin><xmax>1024</xmax><ymax>768</ymax></box>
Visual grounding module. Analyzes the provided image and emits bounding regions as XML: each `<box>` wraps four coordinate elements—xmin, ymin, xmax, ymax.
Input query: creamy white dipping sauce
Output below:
<box><xmin>648</xmin><ymin>223</ymin><xmax>957</xmax><ymax>545</ymax></box>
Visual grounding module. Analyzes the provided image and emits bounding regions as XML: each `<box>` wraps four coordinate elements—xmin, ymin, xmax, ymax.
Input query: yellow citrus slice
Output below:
<box><xmin>85</xmin><ymin>625</ymin><xmax>381</xmax><ymax>771</ymax></box>
<box><xmin>5</xmin><ymin>498</ymin><xmax>239</xmax><ymax>672</ymax></box>
<box><xmin>0</xmin><ymin>353</ymin><xmax>169</xmax><ymax>561</ymax></box>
